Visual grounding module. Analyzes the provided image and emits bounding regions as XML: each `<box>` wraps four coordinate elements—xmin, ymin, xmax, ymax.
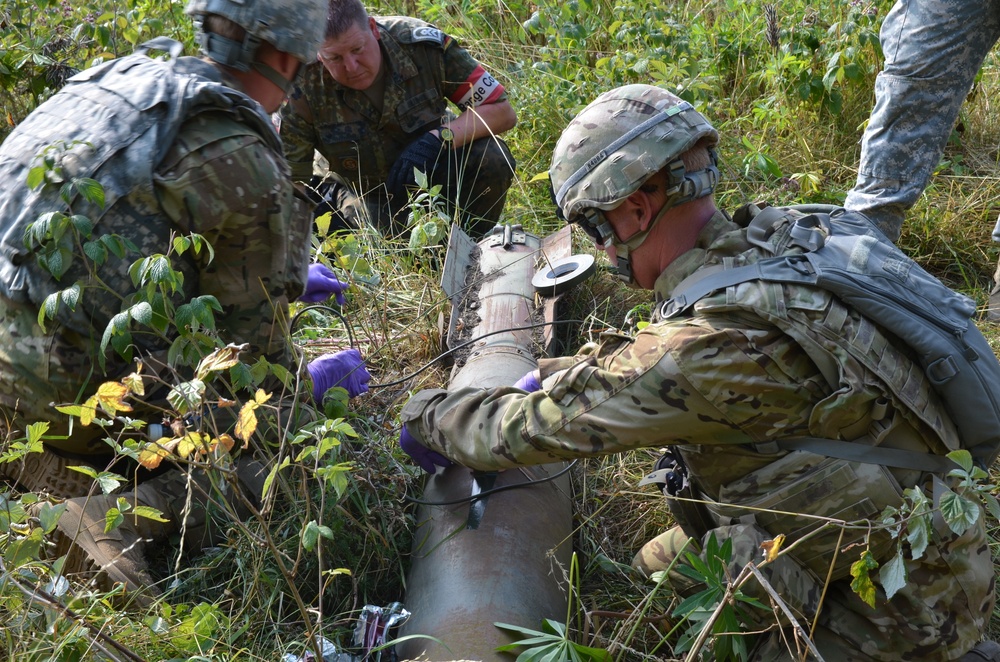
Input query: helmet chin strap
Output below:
<box><xmin>200</xmin><ymin>30</ymin><xmax>296</xmax><ymax>94</ymax></box>
<box><xmin>609</xmin><ymin>157</ymin><xmax>719</xmax><ymax>284</ymax></box>
<box><xmin>610</xmin><ymin>200</ymin><xmax>673</xmax><ymax>284</ymax></box>
<box><xmin>252</xmin><ymin>60</ymin><xmax>295</xmax><ymax>94</ymax></box>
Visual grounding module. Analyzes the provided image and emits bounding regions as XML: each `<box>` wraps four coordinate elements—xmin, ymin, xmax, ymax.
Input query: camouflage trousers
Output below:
<box><xmin>310</xmin><ymin>135</ymin><xmax>515</xmax><ymax>239</ymax></box>
<box><xmin>843</xmin><ymin>0</ymin><xmax>1000</xmax><ymax>241</ymax></box>
<box><xmin>633</xmin><ymin>521</ymin><xmax>995</xmax><ymax>661</ymax></box>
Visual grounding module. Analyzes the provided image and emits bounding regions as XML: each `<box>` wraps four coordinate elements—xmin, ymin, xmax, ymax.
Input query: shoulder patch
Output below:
<box><xmin>409</xmin><ymin>26</ymin><xmax>444</xmax><ymax>44</ymax></box>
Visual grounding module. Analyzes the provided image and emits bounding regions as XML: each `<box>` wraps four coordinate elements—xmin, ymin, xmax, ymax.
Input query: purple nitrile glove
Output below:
<box><xmin>300</xmin><ymin>263</ymin><xmax>348</xmax><ymax>305</ymax></box>
<box><xmin>307</xmin><ymin>348</ymin><xmax>371</xmax><ymax>401</ymax></box>
<box><xmin>513</xmin><ymin>369</ymin><xmax>541</xmax><ymax>392</ymax></box>
<box><xmin>399</xmin><ymin>426</ymin><xmax>453</xmax><ymax>474</ymax></box>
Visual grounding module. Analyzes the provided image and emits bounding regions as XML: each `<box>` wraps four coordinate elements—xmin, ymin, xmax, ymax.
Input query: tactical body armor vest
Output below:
<box><xmin>0</xmin><ymin>38</ymin><xmax>280</xmax><ymax>337</ymax></box>
<box><xmin>644</xmin><ymin>205</ymin><xmax>996</xmax><ymax>580</ymax></box>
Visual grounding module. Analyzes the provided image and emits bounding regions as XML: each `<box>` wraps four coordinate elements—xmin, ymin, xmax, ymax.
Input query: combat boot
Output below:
<box><xmin>1</xmin><ymin>450</ymin><xmax>105</xmax><ymax>499</ymax></box>
<box><xmin>961</xmin><ymin>641</ymin><xmax>1000</xmax><ymax>661</ymax></box>
<box><xmin>41</xmin><ymin>493</ymin><xmax>163</xmax><ymax>609</ymax></box>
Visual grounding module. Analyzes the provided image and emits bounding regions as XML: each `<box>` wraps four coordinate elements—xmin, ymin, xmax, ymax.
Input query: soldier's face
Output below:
<box><xmin>318</xmin><ymin>18</ymin><xmax>382</xmax><ymax>90</ymax></box>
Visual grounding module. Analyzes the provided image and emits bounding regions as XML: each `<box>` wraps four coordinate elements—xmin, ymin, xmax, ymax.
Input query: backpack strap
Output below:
<box><xmin>769</xmin><ymin>437</ymin><xmax>953</xmax><ymax>474</ymax></box>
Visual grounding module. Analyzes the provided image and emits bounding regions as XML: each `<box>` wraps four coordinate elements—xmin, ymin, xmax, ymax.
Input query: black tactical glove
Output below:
<box><xmin>386</xmin><ymin>131</ymin><xmax>444</xmax><ymax>203</ymax></box>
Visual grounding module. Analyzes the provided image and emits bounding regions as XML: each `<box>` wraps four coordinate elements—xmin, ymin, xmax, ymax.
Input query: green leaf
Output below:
<box><xmin>69</xmin><ymin>214</ymin><xmax>94</xmax><ymax>237</ymax></box>
<box><xmin>302</xmin><ymin>520</ymin><xmax>335</xmax><ymax>552</ymax></box>
<box><xmin>96</xmin><ymin>471</ymin><xmax>122</xmax><ymax>494</ymax></box>
<box><xmin>84</xmin><ymin>239</ymin><xmax>108</xmax><ymax>264</ymax></box>
<box><xmin>68</xmin><ymin>465</ymin><xmax>98</xmax><ymax>479</ymax></box>
<box><xmin>262</xmin><ymin>456</ymin><xmax>290</xmax><ymax>502</ymax></box>
<box><xmin>26</xmin><ymin>166</ymin><xmax>46</xmax><ymax>189</ymax></box>
<box><xmin>25</xmin><ymin>422</ymin><xmax>49</xmax><ymax>446</ymax></box>
<box><xmin>877</xmin><ymin>551</ymin><xmax>907</xmax><ymax>600</ymax></box>
<box><xmin>167</xmin><ymin>379</ymin><xmax>206</xmax><ymax>415</ymax></box>
<box><xmin>104</xmin><ymin>507</ymin><xmax>124</xmax><ymax>532</ymax></box>
<box><xmin>946</xmin><ymin>449</ymin><xmax>974</xmax><ymax>473</ymax></box>
<box><xmin>131</xmin><ymin>506</ymin><xmax>169</xmax><ymax>522</ymax></box>
<box><xmin>939</xmin><ymin>490</ymin><xmax>980</xmax><ymax>536</ymax></box>
<box><xmin>905</xmin><ymin>510</ymin><xmax>932</xmax><ymax>560</ymax></box>
<box><xmin>983</xmin><ymin>493</ymin><xmax>1000</xmax><ymax>522</ymax></box>
<box><xmin>38</xmin><ymin>291</ymin><xmax>60</xmax><ymax>330</ymax></box>
<box><xmin>128</xmin><ymin>301</ymin><xmax>153</xmax><ymax>326</ymax></box>
<box><xmin>36</xmin><ymin>502</ymin><xmax>67</xmax><ymax>534</ymax></box>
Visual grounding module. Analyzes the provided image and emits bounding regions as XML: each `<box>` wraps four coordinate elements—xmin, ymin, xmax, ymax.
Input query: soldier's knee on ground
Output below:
<box><xmin>631</xmin><ymin>525</ymin><xmax>697</xmax><ymax>578</ymax></box>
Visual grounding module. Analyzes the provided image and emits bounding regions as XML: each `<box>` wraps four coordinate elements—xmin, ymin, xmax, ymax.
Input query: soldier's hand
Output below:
<box><xmin>300</xmin><ymin>263</ymin><xmax>348</xmax><ymax>305</ymax></box>
<box><xmin>386</xmin><ymin>131</ymin><xmax>444</xmax><ymax>202</ymax></box>
<box><xmin>513</xmin><ymin>369</ymin><xmax>541</xmax><ymax>392</ymax></box>
<box><xmin>399</xmin><ymin>426</ymin><xmax>453</xmax><ymax>474</ymax></box>
<box><xmin>307</xmin><ymin>349</ymin><xmax>371</xmax><ymax>401</ymax></box>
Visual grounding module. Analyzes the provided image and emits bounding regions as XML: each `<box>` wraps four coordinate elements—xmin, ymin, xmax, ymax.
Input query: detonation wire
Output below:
<box><xmin>401</xmin><ymin>460</ymin><xmax>578</xmax><ymax>506</ymax></box>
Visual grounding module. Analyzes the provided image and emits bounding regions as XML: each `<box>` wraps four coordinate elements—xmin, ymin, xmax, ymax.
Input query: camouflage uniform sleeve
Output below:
<box><xmin>155</xmin><ymin>115</ymin><xmax>310</xmax><ymax>372</ymax></box>
<box><xmin>439</xmin><ymin>34</ymin><xmax>508</xmax><ymax>110</ymax></box>
<box><xmin>278</xmin><ymin>80</ymin><xmax>321</xmax><ymax>183</ymax></box>
<box><xmin>401</xmin><ymin>320</ymin><xmax>824</xmax><ymax>471</ymax></box>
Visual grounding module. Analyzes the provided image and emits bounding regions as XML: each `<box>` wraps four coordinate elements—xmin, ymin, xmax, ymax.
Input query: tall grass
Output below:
<box><xmin>2</xmin><ymin>0</ymin><xmax>1000</xmax><ymax>659</ymax></box>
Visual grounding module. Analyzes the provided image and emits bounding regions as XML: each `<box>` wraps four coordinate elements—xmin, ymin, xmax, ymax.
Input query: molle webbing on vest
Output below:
<box><xmin>659</xmin><ymin>205</ymin><xmax>1000</xmax><ymax>468</ymax></box>
<box><xmin>0</xmin><ymin>39</ymin><xmax>278</xmax><ymax>309</ymax></box>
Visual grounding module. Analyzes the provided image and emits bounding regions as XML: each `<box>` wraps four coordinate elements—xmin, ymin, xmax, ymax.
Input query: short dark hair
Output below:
<box><xmin>326</xmin><ymin>0</ymin><xmax>370</xmax><ymax>39</ymax></box>
<box><xmin>204</xmin><ymin>14</ymin><xmax>247</xmax><ymax>43</ymax></box>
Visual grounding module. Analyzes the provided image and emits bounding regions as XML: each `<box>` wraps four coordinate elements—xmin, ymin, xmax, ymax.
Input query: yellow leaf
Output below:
<box><xmin>195</xmin><ymin>343</ymin><xmax>247</xmax><ymax>379</ymax></box>
<box><xmin>137</xmin><ymin>438</ymin><xmax>178</xmax><ymax>469</ymax></box>
<box><xmin>235</xmin><ymin>400</ymin><xmax>259</xmax><ymax>443</ymax></box>
<box><xmin>80</xmin><ymin>395</ymin><xmax>98</xmax><ymax>426</ymax></box>
<box><xmin>122</xmin><ymin>367</ymin><xmax>145</xmax><ymax>397</ymax></box>
<box><xmin>849</xmin><ymin>550</ymin><xmax>879</xmax><ymax>609</ymax></box>
<box><xmin>211</xmin><ymin>433</ymin><xmax>236</xmax><ymax>454</ymax></box>
<box><xmin>254</xmin><ymin>389</ymin><xmax>272</xmax><ymax>405</ymax></box>
<box><xmin>96</xmin><ymin>381</ymin><xmax>132</xmax><ymax>415</ymax></box>
<box><xmin>177</xmin><ymin>432</ymin><xmax>210</xmax><ymax>458</ymax></box>
<box><xmin>761</xmin><ymin>534</ymin><xmax>785</xmax><ymax>563</ymax></box>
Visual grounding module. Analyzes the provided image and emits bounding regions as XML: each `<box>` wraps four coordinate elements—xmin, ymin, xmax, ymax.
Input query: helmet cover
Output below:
<box><xmin>186</xmin><ymin>0</ymin><xmax>326</xmax><ymax>68</ymax></box>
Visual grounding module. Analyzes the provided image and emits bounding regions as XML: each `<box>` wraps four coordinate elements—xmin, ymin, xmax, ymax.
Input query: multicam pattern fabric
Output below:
<box><xmin>844</xmin><ymin>0</ymin><xmax>1000</xmax><ymax>241</ymax></box>
<box><xmin>401</xmin><ymin>211</ymin><xmax>995</xmax><ymax>660</ymax></box>
<box><xmin>279</xmin><ymin>16</ymin><xmax>514</xmax><ymax>226</ymax></box>
<box><xmin>0</xmin><ymin>51</ymin><xmax>310</xmax><ymax>454</ymax></box>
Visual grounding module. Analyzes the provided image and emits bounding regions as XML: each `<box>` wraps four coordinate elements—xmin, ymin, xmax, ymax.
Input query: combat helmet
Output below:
<box><xmin>549</xmin><ymin>84</ymin><xmax>719</xmax><ymax>281</ymax></box>
<box><xmin>186</xmin><ymin>0</ymin><xmax>326</xmax><ymax>69</ymax></box>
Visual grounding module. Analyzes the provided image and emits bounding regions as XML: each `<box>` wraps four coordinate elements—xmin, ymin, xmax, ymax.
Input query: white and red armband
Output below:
<box><xmin>450</xmin><ymin>65</ymin><xmax>506</xmax><ymax>111</ymax></box>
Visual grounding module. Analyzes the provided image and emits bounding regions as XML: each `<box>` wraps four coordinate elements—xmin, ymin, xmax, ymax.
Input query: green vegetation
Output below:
<box><xmin>3</xmin><ymin>0</ymin><xmax>1000</xmax><ymax>659</ymax></box>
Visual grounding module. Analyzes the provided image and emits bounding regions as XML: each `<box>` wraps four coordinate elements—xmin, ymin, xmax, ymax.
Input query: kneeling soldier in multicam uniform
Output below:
<box><xmin>0</xmin><ymin>0</ymin><xmax>372</xmax><ymax>606</ymax></box>
<box><xmin>397</xmin><ymin>84</ymin><xmax>1000</xmax><ymax>660</ymax></box>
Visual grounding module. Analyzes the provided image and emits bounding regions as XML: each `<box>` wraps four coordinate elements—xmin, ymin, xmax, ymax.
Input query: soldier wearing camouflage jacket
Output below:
<box><xmin>0</xmin><ymin>0</ymin><xmax>355</xmax><ymax>607</ymax></box>
<box><xmin>0</xmin><ymin>52</ymin><xmax>310</xmax><ymax>456</ymax></box>
<box><xmin>279</xmin><ymin>0</ymin><xmax>517</xmax><ymax>236</ymax></box>
<box><xmin>399</xmin><ymin>85</ymin><xmax>997</xmax><ymax>660</ymax></box>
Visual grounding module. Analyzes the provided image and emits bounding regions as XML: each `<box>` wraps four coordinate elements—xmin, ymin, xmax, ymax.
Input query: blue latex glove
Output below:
<box><xmin>513</xmin><ymin>370</ymin><xmax>541</xmax><ymax>392</ymax></box>
<box><xmin>399</xmin><ymin>426</ymin><xmax>453</xmax><ymax>474</ymax></box>
<box><xmin>300</xmin><ymin>263</ymin><xmax>348</xmax><ymax>305</ymax></box>
<box><xmin>307</xmin><ymin>349</ymin><xmax>371</xmax><ymax>401</ymax></box>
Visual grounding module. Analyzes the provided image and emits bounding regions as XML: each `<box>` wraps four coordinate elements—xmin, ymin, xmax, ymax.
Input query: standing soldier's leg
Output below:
<box><xmin>844</xmin><ymin>0</ymin><xmax>1000</xmax><ymax>241</ymax></box>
